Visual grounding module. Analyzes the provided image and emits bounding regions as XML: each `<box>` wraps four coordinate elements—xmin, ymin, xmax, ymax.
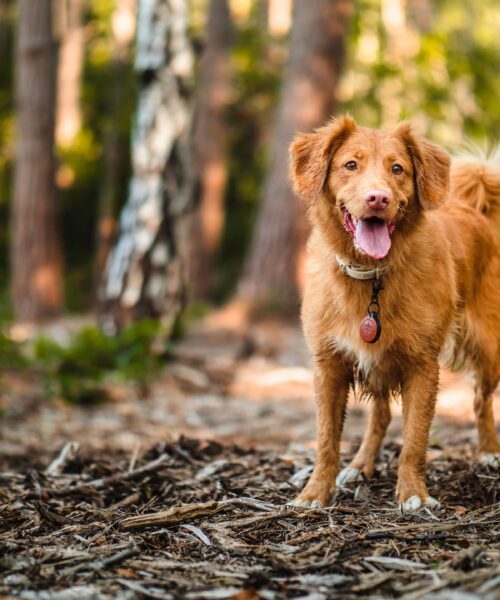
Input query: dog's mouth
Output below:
<box><xmin>342</xmin><ymin>208</ymin><xmax>396</xmax><ymax>260</ymax></box>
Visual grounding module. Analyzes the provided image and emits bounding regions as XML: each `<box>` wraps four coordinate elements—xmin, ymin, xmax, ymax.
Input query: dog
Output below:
<box><xmin>288</xmin><ymin>116</ymin><xmax>499</xmax><ymax>510</ymax></box>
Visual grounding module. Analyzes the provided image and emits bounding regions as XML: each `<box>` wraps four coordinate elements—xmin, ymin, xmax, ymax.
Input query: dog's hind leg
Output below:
<box><xmin>336</xmin><ymin>395</ymin><xmax>391</xmax><ymax>485</ymax></box>
<box><xmin>474</xmin><ymin>372</ymin><xmax>500</xmax><ymax>462</ymax></box>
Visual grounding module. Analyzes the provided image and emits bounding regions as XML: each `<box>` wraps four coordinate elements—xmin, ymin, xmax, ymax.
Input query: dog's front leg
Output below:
<box><xmin>290</xmin><ymin>357</ymin><xmax>351</xmax><ymax>508</ymax></box>
<box><xmin>397</xmin><ymin>360</ymin><xmax>440</xmax><ymax>511</ymax></box>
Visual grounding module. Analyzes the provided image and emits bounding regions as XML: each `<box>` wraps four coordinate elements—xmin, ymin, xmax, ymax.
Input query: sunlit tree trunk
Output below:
<box><xmin>99</xmin><ymin>0</ymin><xmax>194</xmax><ymax>332</ymax></box>
<box><xmin>94</xmin><ymin>0</ymin><xmax>136</xmax><ymax>287</ymax></box>
<box><xmin>184</xmin><ymin>0</ymin><xmax>233</xmax><ymax>301</ymax></box>
<box><xmin>267</xmin><ymin>0</ymin><xmax>292</xmax><ymax>36</ymax></box>
<box><xmin>11</xmin><ymin>0</ymin><xmax>63</xmax><ymax>322</ymax></box>
<box><xmin>238</xmin><ymin>0</ymin><xmax>352</xmax><ymax>307</ymax></box>
<box><xmin>55</xmin><ymin>0</ymin><xmax>85</xmax><ymax>146</ymax></box>
<box><xmin>408</xmin><ymin>0</ymin><xmax>433</xmax><ymax>32</ymax></box>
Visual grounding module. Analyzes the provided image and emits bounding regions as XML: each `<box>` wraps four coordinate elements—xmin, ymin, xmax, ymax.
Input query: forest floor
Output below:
<box><xmin>0</xmin><ymin>310</ymin><xmax>499</xmax><ymax>599</ymax></box>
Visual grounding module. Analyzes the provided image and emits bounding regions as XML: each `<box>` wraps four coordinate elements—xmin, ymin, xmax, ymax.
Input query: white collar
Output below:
<box><xmin>335</xmin><ymin>255</ymin><xmax>389</xmax><ymax>280</ymax></box>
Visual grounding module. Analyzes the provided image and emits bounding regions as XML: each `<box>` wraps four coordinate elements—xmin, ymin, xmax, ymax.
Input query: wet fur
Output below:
<box><xmin>289</xmin><ymin>116</ymin><xmax>500</xmax><ymax>508</ymax></box>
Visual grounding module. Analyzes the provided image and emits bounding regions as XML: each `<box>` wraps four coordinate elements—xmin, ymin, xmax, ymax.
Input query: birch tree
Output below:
<box><xmin>11</xmin><ymin>0</ymin><xmax>63</xmax><ymax>321</ymax></box>
<box><xmin>99</xmin><ymin>0</ymin><xmax>194</xmax><ymax>332</ymax></box>
<box><xmin>238</xmin><ymin>0</ymin><xmax>352</xmax><ymax>306</ymax></box>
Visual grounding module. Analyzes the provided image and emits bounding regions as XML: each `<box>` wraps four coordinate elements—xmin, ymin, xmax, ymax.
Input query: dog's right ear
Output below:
<box><xmin>290</xmin><ymin>115</ymin><xmax>357</xmax><ymax>202</ymax></box>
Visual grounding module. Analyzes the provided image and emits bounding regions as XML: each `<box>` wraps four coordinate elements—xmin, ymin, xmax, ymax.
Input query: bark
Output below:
<box><xmin>99</xmin><ymin>0</ymin><xmax>194</xmax><ymax>333</ymax></box>
<box><xmin>238</xmin><ymin>0</ymin><xmax>352</xmax><ymax>307</ymax></box>
<box><xmin>11</xmin><ymin>0</ymin><xmax>63</xmax><ymax>322</ymax></box>
<box><xmin>185</xmin><ymin>0</ymin><xmax>233</xmax><ymax>301</ymax></box>
<box><xmin>267</xmin><ymin>0</ymin><xmax>292</xmax><ymax>36</ymax></box>
<box><xmin>94</xmin><ymin>0</ymin><xmax>136</xmax><ymax>288</ymax></box>
<box><xmin>408</xmin><ymin>0</ymin><xmax>433</xmax><ymax>32</ymax></box>
<box><xmin>55</xmin><ymin>0</ymin><xmax>85</xmax><ymax>146</ymax></box>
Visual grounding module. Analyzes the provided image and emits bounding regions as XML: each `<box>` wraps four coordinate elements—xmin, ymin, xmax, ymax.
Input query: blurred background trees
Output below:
<box><xmin>11</xmin><ymin>0</ymin><xmax>63</xmax><ymax>321</ymax></box>
<box><xmin>0</xmin><ymin>0</ymin><xmax>499</xmax><ymax>326</ymax></box>
<box><xmin>185</xmin><ymin>0</ymin><xmax>233</xmax><ymax>302</ymax></box>
<box><xmin>238</xmin><ymin>0</ymin><xmax>351</xmax><ymax>308</ymax></box>
<box><xmin>99</xmin><ymin>0</ymin><xmax>194</xmax><ymax>332</ymax></box>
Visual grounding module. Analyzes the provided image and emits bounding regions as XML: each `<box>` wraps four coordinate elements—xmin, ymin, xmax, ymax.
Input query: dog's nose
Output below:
<box><xmin>365</xmin><ymin>189</ymin><xmax>390</xmax><ymax>211</ymax></box>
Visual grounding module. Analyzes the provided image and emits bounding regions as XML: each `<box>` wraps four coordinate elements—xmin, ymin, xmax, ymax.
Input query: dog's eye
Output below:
<box><xmin>392</xmin><ymin>163</ymin><xmax>404</xmax><ymax>174</ymax></box>
<box><xmin>345</xmin><ymin>161</ymin><xmax>357</xmax><ymax>171</ymax></box>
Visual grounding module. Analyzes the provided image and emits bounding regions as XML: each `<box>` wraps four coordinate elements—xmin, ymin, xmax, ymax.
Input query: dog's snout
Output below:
<box><xmin>365</xmin><ymin>189</ymin><xmax>390</xmax><ymax>211</ymax></box>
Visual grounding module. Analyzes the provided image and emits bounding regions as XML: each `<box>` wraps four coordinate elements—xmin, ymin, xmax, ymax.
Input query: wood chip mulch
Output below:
<box><xmin>1</xmin><ymin>436</ymin><xmax>499</xmax><ymax>599</ymax></box>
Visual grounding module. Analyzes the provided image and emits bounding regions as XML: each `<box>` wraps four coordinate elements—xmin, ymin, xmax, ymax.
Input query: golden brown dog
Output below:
<box><xmin>289</xmin><ymin>116</ymin><xmax>499</xmax><ymax>510</ymax></box>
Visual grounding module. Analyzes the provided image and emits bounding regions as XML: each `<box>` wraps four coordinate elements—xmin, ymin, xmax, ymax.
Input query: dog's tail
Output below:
<box><xmin>450</xmin><ymin>145</ymin><xmax>500</xmax><ymax>232</ymax></box>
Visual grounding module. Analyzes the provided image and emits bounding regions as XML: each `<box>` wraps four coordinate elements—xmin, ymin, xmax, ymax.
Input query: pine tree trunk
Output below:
<box><xmin>238</xmin><ymin>0</ymin><xmax>352</xmax><ymax>307</ymax></box>
<box><xmin>184</xmin><ymin>0</ymin><xmax>233</xmax><ymax>302</ymax></box>
<box><xmin>94</xmin><ymin>0</ymin><xmax>136</xmax><ymax>288</ymax></box>
<box><xmin>11</xmin><ymin>0</ymin><xmax>63</xmax><ymax>322</ymax></box>
<box><xmin>55</xmin><ymin>0</ymin><xmax>85</xmax><ymax>146</ymax></box>
<box><xmin>99</xmin><ymin>0</ymin><xmax>194</xmax><ymax>333</ymax></box>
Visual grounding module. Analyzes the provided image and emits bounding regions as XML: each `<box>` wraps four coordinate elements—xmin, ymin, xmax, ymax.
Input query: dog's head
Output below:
<box><xmin>290</xmin><ymin>116</ymin><xmax>450</xmax><ymax>260</ymax></box>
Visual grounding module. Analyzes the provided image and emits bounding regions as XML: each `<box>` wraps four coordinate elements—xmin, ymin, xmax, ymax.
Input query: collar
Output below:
<box><xmin>335</xmin><ymin>255</ymin><xmax>389</xmax><ymax>280</ymax></box>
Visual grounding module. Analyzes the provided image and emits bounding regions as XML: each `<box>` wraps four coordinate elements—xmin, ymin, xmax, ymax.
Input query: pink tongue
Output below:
<box><xmin>355</xmin><ymin>218</ymin><xmax>391</xmax><ymax>260</ymax></box>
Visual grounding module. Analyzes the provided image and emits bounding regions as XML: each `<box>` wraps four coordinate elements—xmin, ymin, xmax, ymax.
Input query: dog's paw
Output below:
<box><xmin>287</xmin><ymin>497</ymin><xmax>324</xmax><ymax>509</ymax></box>
<box><xmin>399</xmin><ymin>495</ymin><xmax>440</xmax><ymax>512</ymax></box>
<box><xmin>478</xmin><ymin>453</ymin><xmax>500</xmax><ymax>467</ymax></box>
<box><xmin>336</xmin><ymin>466</ymin><xmax>362</xmax><ymax>486</ymax></box>
<box><xmin>287</xmin><ymin>483</ymin><xmax>334</xmax><ymax>509</ymax></box>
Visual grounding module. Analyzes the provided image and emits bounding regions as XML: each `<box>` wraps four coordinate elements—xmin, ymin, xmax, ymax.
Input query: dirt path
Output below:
<box><xmin>0</xmin><ymin>316</ymin><xmax>499</xmax><ymax>598</ymax></box>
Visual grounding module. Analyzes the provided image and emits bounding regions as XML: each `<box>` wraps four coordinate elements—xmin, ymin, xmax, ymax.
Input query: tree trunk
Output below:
<box><xmin>238</xmin><ymin>0</ymin><xmax>352</xmax><ymax>307</ymax></box>
<box><xmin>55</xmin><ymin>0</ymin><xmax>85</xmax><ymax>146</ymax></box>
<box><xmin>11</xmin><ymin>0</ymin><xmax>63</xmax><ymax>322</ymax></box>
<box><xmin>99</xmin><ymin>0</ymin><xmax>194</xmax><ymax>333</ymax></box>
<box><xmin>267</xmin><ymin>0</ymin><xmax>292</xmax><ymax>36</ymax></box>
<box><xmin>94</xmin><ymin>0</ymin><xmax>136</xmax><ymax>288</ymax></box>
<box><xmin>185</xmin><ymin>0</ymin><xmax>233</xmax><ymax>302</ymax></box>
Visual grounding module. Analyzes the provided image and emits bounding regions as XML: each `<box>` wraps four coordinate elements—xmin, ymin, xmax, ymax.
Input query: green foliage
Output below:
<box><xmin>58</xmin><ymin>1</ymin><xmax>135</xmax><ymax>311</ymax></box>
<box><xmin>0</xmin><ymin>2</ymin><xmax>16</xmax><ymax>292</ymax></box>
<box><xmin>341</xmin><ymin>0</ymin><xmax>500</xmax><ymax>143</ymax></box>
<box><xmin>217</xmin><ymin>9</ymin><xmax>285</xmax><ymax>300</ymax></box>
<box><xmin>0</xmin><ymin>331</ymin><xmax>29</xmax><ymax>370</ymax></box>
<box><xmin>32</xmin><ymin>320</ymin><xmax>164</xmax><ymax>404</ymax></box>
<box><xmin>0</xmin><ymin>0</ymin><xmax>499</xmax><ymax>309</ymax></box>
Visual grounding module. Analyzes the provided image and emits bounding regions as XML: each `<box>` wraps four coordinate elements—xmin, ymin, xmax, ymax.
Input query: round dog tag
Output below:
<box><xmin>360</xmin><ymin>313</ymin><xmax>382</xmax><ymax>343</ymax></box>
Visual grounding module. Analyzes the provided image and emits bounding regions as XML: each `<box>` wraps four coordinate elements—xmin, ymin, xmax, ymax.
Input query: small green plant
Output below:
<box><xmin>32</xmin><ymin>319</ymin><xmax>164</xmax><ymax>404</ymax></box>
<box><xmin>0</xmin><ymin>331</ymin><xmax>29</xmax><ymax>370</ymax></box>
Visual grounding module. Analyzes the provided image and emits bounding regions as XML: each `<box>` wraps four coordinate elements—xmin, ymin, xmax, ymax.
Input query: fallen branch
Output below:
<box><xmin>119</xmin><ymin>497</ymin><xmax>276</xmax><ymax>530</ymax></box>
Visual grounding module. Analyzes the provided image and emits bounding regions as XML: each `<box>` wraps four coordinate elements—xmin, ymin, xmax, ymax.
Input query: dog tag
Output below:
<box><xmin>360</xmin><ymin>312</ymin><xmax>381</xmax><ymax>344</ymax></box>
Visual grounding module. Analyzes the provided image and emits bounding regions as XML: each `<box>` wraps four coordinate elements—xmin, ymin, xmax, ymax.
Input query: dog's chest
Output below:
<box><xmin>329</xmin><ymin>332</ymin><xmax>379</xmax><ymax>375</ymax></box>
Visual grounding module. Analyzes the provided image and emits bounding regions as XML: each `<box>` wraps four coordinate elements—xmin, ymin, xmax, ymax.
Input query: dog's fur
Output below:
<box><xmin>289</xmin><ymin>116</ymin><xmax>500</xmax><ymax>510</ymax></box>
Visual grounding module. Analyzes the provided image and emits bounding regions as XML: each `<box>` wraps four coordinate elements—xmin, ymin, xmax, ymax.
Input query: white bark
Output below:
<box><xmin>100</xmin><ymin>0</ymin><xmax>194</xmax><ymax>332</ymax></box>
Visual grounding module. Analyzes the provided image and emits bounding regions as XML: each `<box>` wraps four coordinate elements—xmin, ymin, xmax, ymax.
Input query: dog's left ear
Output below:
<box><xmin>395</xmin><ymin>122</ymin><xmax>450</xmax><ymax>210</ymax></box>
<box><xmin>290</xmin><ymin>115</ymin><xmax>357</xmax><ymax>202</ymax></box>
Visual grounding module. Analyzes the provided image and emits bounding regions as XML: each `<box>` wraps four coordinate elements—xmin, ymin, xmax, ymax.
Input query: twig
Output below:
<box><xmin>45</xmin><ymin>442</ymin><xmax>80</xmax><ymax>476</ymax></box>
<box><xmin>42</xmin><ymin>453</ymin><xmax>171</xmax><ymax>497</ymax></box>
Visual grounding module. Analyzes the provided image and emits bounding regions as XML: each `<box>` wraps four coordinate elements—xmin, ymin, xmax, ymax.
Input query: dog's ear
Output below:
<box><xmin>396</xmin><ymin>122</ymin><xmax>450</xmax><ymax>210</ymax></box>
<box><xmin>290</xmin><ymin>115</ymin><xmax>357</xmax><ymax>202</ymax></box>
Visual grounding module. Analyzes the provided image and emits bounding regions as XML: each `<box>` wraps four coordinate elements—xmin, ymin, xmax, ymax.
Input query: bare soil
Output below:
<box><xmin>0</xmin><ymin>315</ymin><xmax>499</xmax><ymax>599</ymax></box>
